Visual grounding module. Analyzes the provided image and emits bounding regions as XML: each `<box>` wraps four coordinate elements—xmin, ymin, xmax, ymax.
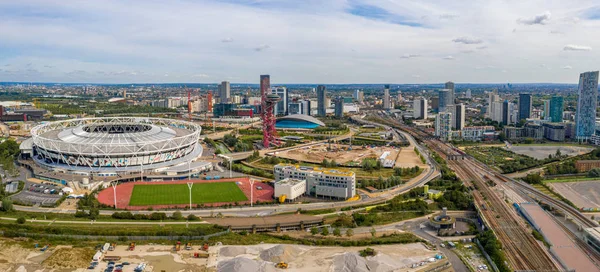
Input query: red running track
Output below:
<box><xmin>97</xmin><ymin>177</ymin><xmax>274</xmax><ymax>210</ymax></box>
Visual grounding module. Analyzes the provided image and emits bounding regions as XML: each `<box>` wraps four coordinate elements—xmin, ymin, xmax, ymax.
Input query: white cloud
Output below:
<box><xmin>254</xmin><ymin>44</ymin><xmax>270</xmax><ymax>52</ymax></box>
<box><xmin>517</xmin><ymin>11</ymin><xmax>551</xmax><ymax>25</ymax></box>
<box><xmin>452</xmin><ymin>37</ymin><xmax>483</xmax><ymax>45</ymax></box>
<box><xmin>563</xmin><ymin>44</ymin><xmax>592</xmax><ymax>51</ymax></box>
<box><xmin>400</xmin><ymin>54</ymin><xmax>420</xmax><ymax>59</ymax></box>
<box><xmin>0</xmin><ymin>1</ymin><xmax>598</xmax><ymax>83</ymax></box>
<box><xmin>442</xmin><ymin>56</ymin><xmax>454</xmax><ymax>60</ymax></box>
<box><xmin>562</xmin><ymin>65</ymin><xmax>572</xmax><ymax>69</ymax></box>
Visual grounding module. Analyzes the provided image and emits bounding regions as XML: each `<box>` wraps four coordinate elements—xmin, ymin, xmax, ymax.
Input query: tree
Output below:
<box><xmin>333</xmin><ymin>228</ymin><xmax>341</xmax><ymax>237</ymax></box>
<box><xmin>370</xmin><ymin>227</ymin><xmax>376</xmax><ymax>237</ymax></box>
<box><xmin>321</xmin><ymin>227</ymin><xmax>329</xmax><ymax>236</ymax></box>
<box><xmin>522</xmin><ymin>173</ymin><xmax>543</xmax><ymax>184</ymax></box>
<box><xmin>16</xmin><ymin>217</ymin><xmax>26</xmax><ymax>224</ymax></box>
<box><xmin>555</xmin><ymin>149</ymin><xmax>562</xmax><ymax>158</ymax></box>
<box><xmin>310</xmin><ymin>227</ymin><xmax>319</xmax><ymax>236</ymax></box>
<box><xmin>187</xmin><ymin>214</ymin><xmax>200</xmax><ymax>221</ymax></box>
<box><xmin>589</xmin><ymin>168</ymin><xmax>600</xmax><ymax>178</ymax></box>
<box><xmin>89</xmin><ymin>207</ymin><xmax>100</xmax><ymax>220</ymax></box>
<box><xmin>346</xmin><ymin>229</ymin><xmax>354</xmax><ymax>237</ymax></box>
<box><xmin>1</xmin><ymin>199</ymin><xmax>13</xmax><ymax>212</ymax></box>
<box><xmin>171</xmin><ymin>211</ymin><xmax>184</xmax><ymax>220</ymax></box>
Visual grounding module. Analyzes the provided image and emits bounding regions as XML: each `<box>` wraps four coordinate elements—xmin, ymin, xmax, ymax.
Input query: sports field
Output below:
<box><xmin>128</xmin><ymin>182</ymin><xmax>247</xmax><ymax>206</ymax></box>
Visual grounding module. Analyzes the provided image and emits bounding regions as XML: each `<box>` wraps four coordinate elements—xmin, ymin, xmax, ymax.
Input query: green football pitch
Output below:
<box><xmin>128</xmin><ymin>182</ymin><xmax>248</xmax><ymax>206</ymax></box>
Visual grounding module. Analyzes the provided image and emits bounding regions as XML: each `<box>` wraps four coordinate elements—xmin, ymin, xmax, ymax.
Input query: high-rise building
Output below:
<box><xmin>430</xmin><ymin>97</ymin><xmax>439</xmax><ymax>112</ymax></box>
<box><xmin>413</xmin><ymin>97</ymin><xmax>428</xmax><ymax>119</ymax></box>
<box><xmin>438</xmin><ymin>89</ymin><xmax>453</xmax><ymax>112</ymax></box>
<box><xmin>288</xmin><ymin>102</ymin><xmax>302</xmax><ymax>115</ymax></box>
<box><xmin>518</xmin><ymin>93</ymin><xmax>532</xmax><ymax>121</ymax></box>
<box><xmin>300</xmin><ymin>100</ymin><xmax>311</xmax><ymax>115</ymax></box>
<box><xmin>353</xmin><ymin>90</ymin><xmax>363</xmax><ymax>102</ymax></box>
<box><xmin>272</xmin><ymin>87</ymin><xmax>288</xmax><ymax>116</ymax></box>
<box><xmin>383</xmin><ymin>85</ymin><xmax>391</xmax><ymax>110</ymax></box>
<box><xmin>487</xmin><ymin>90</ymin><xmax>500</xmax><ymax>119</ymax></box>
<box><xmin>550</xmin><ymin>96</ymin><xmax>564</xmax><ymax>123</ymax></box>
<box><xmin>334</xmin><ymin>96</ymin><xmax>344</xmax><ymax>118</ymax></box>
<box><xmin>435</xmin><ymin>112</ymin><xmax>453</xmax><ymax>142</ymax></box>
<box><xmin>317</xmin><ymin>85</ymin><xmax>327</xmax><ymax>116</ymax></box>
<box><xmin>219</xmin><ymin>81</ymin><xmax>230</xmax><ymax>103</ymax></box>
<box><xmin>445</xmin><ymin>81</ymin><xmax>455</xmax><ymax>103</ymax></box>
<box><xmin>502</xmin><ymin>100</ymin><xmax>512</xmax><ymax>125</ymax></box>
<box><xmin>466</xmin><ymin>89</ymin><xmax>472</xmax><ymax>99</ymax></box>
<box><xmin>451</xmin><ymin>103</ymin><xmax>465</xmax><ymax>130</ymax></box>
<box><xmin>576</xmin><ymin>71</ymin><xmax>600</xmax><ymax>141</ymax></box>
<box><xmin>542</xmin><ymin>100</ymin><xmax>550</xmax><ymax>120</ymax></box>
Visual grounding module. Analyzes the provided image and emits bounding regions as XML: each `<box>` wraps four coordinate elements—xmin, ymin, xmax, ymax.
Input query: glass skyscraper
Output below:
<box><xmin>549</xmin><ymin>96</ymin><xmax>564</xmax><ymax>123</ymax></box>
<box><xmin>317</xmin><ymin>85</ymin><xmax>327</xmax><ymax>116</ymax></box>
<box><xmin>576</xmin><ymin>71</ymin><xmax>599</xmax><ymax>141</ymax></box>
<box><xmin>518</xmin><ymin>93</ymin><xmax>532</xmax><ymax>121</ymax></box>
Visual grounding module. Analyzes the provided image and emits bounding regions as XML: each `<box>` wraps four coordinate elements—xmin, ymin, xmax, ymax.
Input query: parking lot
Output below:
<box><xmin>11</xmin><ymin>181</ymin><xmax>63</xmax><ymax>206</ymax></box>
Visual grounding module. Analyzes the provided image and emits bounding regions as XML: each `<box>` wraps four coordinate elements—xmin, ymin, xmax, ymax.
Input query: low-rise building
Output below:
<box><xmin>575</xmin><ymin>160</ymin><xmax>600</xmax><ymax>172</ymax></box>
<box><xmin>503</xmin><ymin>126</ymin><xmax>523</xmax><ymax>140</ymax></box>
<box><xmin>273</xmin><ymin>178</ymin><xmax>306</xmax><ymax>202</ymax></box>
<box><xmin>273</xmin><ymin>164</ymin><xmax>355</xmax><ymax>199</ymax></box>
<box><xmin>461</xmin><ymin>126</ymin><xmax>495</xmax><ymax>141</ymax></box>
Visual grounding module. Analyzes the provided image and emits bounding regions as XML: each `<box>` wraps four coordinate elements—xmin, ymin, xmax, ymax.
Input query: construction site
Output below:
<box><xmin>0</xmin><ymin>240</ymin><xmax>450</xmax><ymax>272</ymax></box>
<box><xmin>274</xmin><ymin>143</ymin><xmax>425</xmax><ymax>168</ymax></box>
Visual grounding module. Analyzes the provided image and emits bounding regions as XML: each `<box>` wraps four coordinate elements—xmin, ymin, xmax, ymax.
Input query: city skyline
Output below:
<box><xmin>0</xmin><ymin>0</ymin><xmax>599</xmax><ymax>84</ymax></box>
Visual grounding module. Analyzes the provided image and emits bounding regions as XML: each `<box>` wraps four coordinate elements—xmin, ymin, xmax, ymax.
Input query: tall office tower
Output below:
<box><xmin>518</xmin><ymin>93</ymin><xmax>532</xmax><ymax>121</ymax></box>
<box><xmin>334</xmin><ymin>96</ymin><xmax>344</xmax><ymax>118</ymax></box>
<box><xmin>430</xmin><ymin>97</ymin><xmax>439</xmax><ymax>112</ymax></box>
<box><xmin>219</xmin><ymin>81</ymin><xmax>230</xmax><ymax>103</ymax></box>
<box><xmin>445</xmin><ymin>81</ymin><xmax>455</xmax><ymax>103</ymax></box>
<box><xmin>502</xmin><ymin>100</ymin><xmax>512</xmax><ymax>125</ymax></box>
<box><xmin>413</xmin><ymin>97</ymin><xmax>428</xmax><ymax>119</ymax></box>
<box><xmin>576</xmin><ymin>71</ymin><xmax>600</xmax><ymax>141</ymax></box>
<box><xmin>438</xmin><ymin>89</ymin><xmax>453</xmax><ymax>112</ymax></box>
<box><xmin>466</xmin><ymin>89</ymin><xmax>472</xmax><ymax>99</ymax></box>
<box><xmin>383</xmin><ymin>85</ymin><xmax>391</xmax><ymax>110</ymax></box>
<box><xmin>491</xmin><ymin>101</ymin><xmax>503</xmax><ymax>122</ymax></box>
<box><xmin>550</xmin><ymin>96</ymin><xmax>564</xmax><ymax>123</ymax></box>
<box><xmin>272</xmin><ymin>87</ymin><xmax>288</xmax><ymax>116</ymax></box>
<box><xmin>317</xmin><ymin>85</ymin><xmax>327</xmax><ymax>116</ymax></box>
<box><xmin>451</xmin><ymin>103</ymin><xmax>465</xmax><ymax>130</ymax></box>
<box><xmin>435</xmin><ymin>112</ymin><xmax>453</xmax><ymax>142</ymax></box>
<box><xmin>397</xmin><ymin>92</ymin><xmax>403</xmax><ymax>102</ymax></box>
<box><xmin>542</xmin><ymin>100</ymin><xmax>551</xmax><ymax>120</ymax></box>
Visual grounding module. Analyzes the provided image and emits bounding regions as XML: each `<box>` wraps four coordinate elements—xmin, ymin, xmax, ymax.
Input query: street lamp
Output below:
<box><xmin>187</xmin><ymin>182</ymin><xmax>194</xmax><ymax>210</ymax></box>
<box><xmin>249</xmin><ymin>179</ymin><xmax>255</xmax><ymax>207</ymax></box>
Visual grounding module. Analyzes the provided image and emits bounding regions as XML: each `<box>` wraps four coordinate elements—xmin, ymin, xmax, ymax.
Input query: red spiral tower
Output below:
<box><xmin>260</xmin><ymin>75</ymin><xmax>280</xmax><ymax>148</ymax></box>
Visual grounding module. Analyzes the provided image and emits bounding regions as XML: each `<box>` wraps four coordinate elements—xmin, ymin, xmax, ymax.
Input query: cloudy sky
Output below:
<box><xmin>0</xmin><ymin>0</ymin><xmax>599</xmax><ymax>84</ymax></box>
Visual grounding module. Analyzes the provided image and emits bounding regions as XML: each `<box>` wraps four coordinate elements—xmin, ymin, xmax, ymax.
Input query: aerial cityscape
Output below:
<box><xmin>1</xmin><ymin>1</ymin><xmax>600</xmax><ymax>272</ymax></box>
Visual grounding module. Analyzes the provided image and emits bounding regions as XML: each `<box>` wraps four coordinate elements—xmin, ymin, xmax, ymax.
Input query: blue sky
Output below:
<box><xmin>0</xmin><ymin>0</ymin><xmax>599</xmax><ymax>84</ymax></box>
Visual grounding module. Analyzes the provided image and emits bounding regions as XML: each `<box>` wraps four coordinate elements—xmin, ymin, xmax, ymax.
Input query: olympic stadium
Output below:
<box><xmin>22</xmin><ymin>117</ymin><xmax>210</xmax><ymax>179</ymax></box>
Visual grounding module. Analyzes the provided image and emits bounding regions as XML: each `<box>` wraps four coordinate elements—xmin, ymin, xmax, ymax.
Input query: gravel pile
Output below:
<box><xmin>259</xmin><ymin>245</ymin><xmax>302</xmax><ymax>263</ymax></box>
<box><xmin>332</xmin><ymin>252</ymin><xmax>370</xmax><ymax>272</ymax></box>
<box><xmin>217</xmin><ymin>257</ymin><xmax>275</xmax><ymax>272</ymax></box>
<box><xmin>219</xmin><ymin>247</ymin><xmax>247</xmax><ymax>257</ymax></box>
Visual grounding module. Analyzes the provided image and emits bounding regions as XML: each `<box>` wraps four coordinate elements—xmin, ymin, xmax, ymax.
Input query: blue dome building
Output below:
<box><xmin>275</xmin><ymin>114</ymin><xmax>325</xmax><ymax>129</ymax></box>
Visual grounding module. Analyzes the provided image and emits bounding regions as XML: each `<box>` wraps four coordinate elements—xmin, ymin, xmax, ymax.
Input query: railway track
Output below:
<box><xmin>450</xmin><ymin>160</ymin><xmax>557</xmax><ymax>271</ymax></box>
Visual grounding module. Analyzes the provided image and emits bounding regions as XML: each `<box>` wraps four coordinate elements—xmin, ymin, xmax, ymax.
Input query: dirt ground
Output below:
<box><xmin>549</xmin><ymin>181</ymin><xmax>600</xmax><ymax>210</ymax></box>
<box><xmin>275</xmin><ymin>143</ymin><xmax>425</xmax><ymax>168</ymax></box>
<box><xmin>0</xmin><ymin>239</ymin><xmax>450</xmax><ymax>272</ymax></box>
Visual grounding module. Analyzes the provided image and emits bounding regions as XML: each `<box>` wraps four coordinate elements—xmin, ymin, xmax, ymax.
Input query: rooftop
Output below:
<box><xmin>276</xmin><ymin>163</ymin><xmax>355</xmax><ymax>177</ymax></box>
<box><xmin>276</xmin><ymin>178</ymin><xmax>305</xmax><ymax>186</ymax></box>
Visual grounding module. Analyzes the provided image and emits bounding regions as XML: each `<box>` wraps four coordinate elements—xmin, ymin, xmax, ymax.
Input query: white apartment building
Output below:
<box><xmin>273</xmin><ymin>164</ymin><xmax>356</xmax><ymax>199</ymax></box>
<box><xmin>435</xmin><ymin>112</ymin><xmax>453</xmax><ymax>142</ymax></box>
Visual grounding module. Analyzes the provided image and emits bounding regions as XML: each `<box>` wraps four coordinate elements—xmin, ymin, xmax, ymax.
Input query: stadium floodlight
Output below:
<box><xmin>217</xmin><ymin>154</ymin><xmax>233</xmax><ymax>178</ymax></box>
<box><xmin>111</xmin><ymin>181</ymin><xmax>118</xmax><ymax>209</ymax></box>
<box><xmin>187</xmin><ymin>182</ymin><xmax>194</xmax><ymax>210</ymax></box>
<box><xmin>249</xmin><ymin>179</ymin><xmax>255</xmax><ymax>207</ymax></box>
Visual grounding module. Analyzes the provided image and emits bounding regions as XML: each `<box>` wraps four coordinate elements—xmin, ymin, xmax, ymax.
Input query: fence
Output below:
<box><xmin>2</xmin><ymin>229</ymin><xmax>230</xmax><ymax>241</ymax></box>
